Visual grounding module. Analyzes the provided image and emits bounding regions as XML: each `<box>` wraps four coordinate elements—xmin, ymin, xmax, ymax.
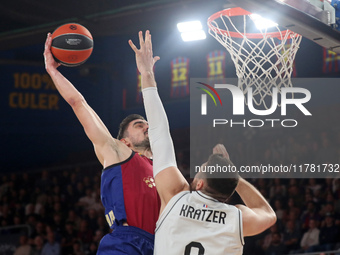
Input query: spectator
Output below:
<box><xmin>96</xmin><ymin>215</ymin><xmax>110</xmax><ymax>234</ymax></box>
<box><xmin>76</xmin><ymin>188</ymin><xmax>95</xmax><ymax>212</ymax></box>
<box><xmin>71</xmin><ymin>240</ymin><xmax>85</xmax><ymax>255</ymax></box>
<box><xmin>262</xmin><ymin>224</ymin><xmax>281</xmax><ymax>251</ymax></box>
<box><xmin>82</xmin><ymin>176</ymin><xmax>92</xmax><ymax>190</ymax></box>
<box><xmin>41</xmin><ymin>231</ymin><xmax>60</xmax><ymax>255</ymax></box>
<box><xmin>30</xmin><ymin>235</ymin><xmax>44</xmax><ymax>255</ymax></box>
<box><xmin>287</xmin><ymin>184</ymin><xmax>304</xmax><ymax>208</ymax></box>
<box><xmin>51</xmin><ymin>213</ymin><xmax>64</xmax><ymax>243</ymax></box>
<box><xmin>332</xmin><ymin>179</ymin><xmax>340</xmax><ymax>198</ymax></box>
<box><xmin>307</xmin><ymin>178</ymin><xmax>321</xmax><ymax>196</ymax></box>
<box><xmin>86</xmin><ymin>242</ymin><xmax>98</xmax><ymax>255</ymax></box>
<box><xmin>52</xmin><ymin>202</ymin><xmax>65</xmax><ymax>219</ymax></box>
<box><xmin>36</xmin><ymin>206</ymin><xmax>48</xmax><ymax>224</ymax></box>
<box><xmin>33</xmin><ymin>187</ymin><xmax>48</xmax><ymax>209</ymax></box>
<box><xmin>273</xmin><ymin>199</ymin><xmax>285</xmax><ymax>224</ymax></box>
<box><xmin>269</xmin><ymin>179</ymin><xmax>287</xmax><ymax>202</ymax></box>
<box><xmin>51</xmin><ymin>185</ymin><xmax>62</xmax><ymax>202</ymax></box>
<box><xmin>283</xmin><ymin>220</ymin><xmax>301</xmax><ymax>252</ymax></box>
<box><xmin>25</xmin><ymin>204</ymin><xmax>36</xmax><ymax>218</ymax></box>
<box><xmin>77</xmin><ymin>219</ymin><xmax>93</xmax><ymax>246</ymax></box>
<box><xmin>13</xmin><ymin>234</ymin><xmax>31</xmax><ymax>255</ymax></box>
<box><xmin>63</xmin><ymin>184</ymin><xmax>78</xmax><ymax>208</ymax></box>
<box><xmin>322</xmin><ymin>179</ymin><xmax>335</xmax><ymax>195</ymax></box>
<box><xmin>75</xmin><ymin>182</ymin><xmax>85</xmax><ymax>201</ymax></box>
<box><xmin>13</xmin><ymin>215</ymin><xmax>22</xmax><ymax>225</ymax></box>
<box><xmin>66</xmin><ymin>209</ymin><xmax>82</xmax><ymax>231</ymax></box>
<box><xmin>285</xmin><ymin>197</ymin><xmax>301</xmax><ymax>222</ymax></box>
<box><xmin>35</xmin><ymin>170</ymin><xmax>52</xmax><ymax>193</ymax></box>
<box><xmin>320</xmin><ymin>202</ymin><xmax>340</xmax><ymax>224</ymax></box>
<box><xmin>13</xmin><ymin>202</ymin><xmax>25</xmax><ymax>220</ymax></box>
<box><xmin>335</xmin><ymin>196</ymin><xmax>340</xmax><ymax>215</ymax></box>
<box><xmin>300</xmin><ymin>201</ymin><xmax>321</xmax><ymax>231</ymax></box>
<box><xmin>314</xmin><ymin>213</ymin><xmax>339</xmax><ymax>252</ymax></box>
<box><xmin>17</xmin><ymin>188</ymin><xmax>29</xmax><ymax>205</ymax></box>
<box><xmin>265</xmin><ymin>232</ymin><xmax>287</xmax><ymax>255</ymax></box>
<box><xmin>286</xmin><ymin>210</ymin><xmax>302</xmax><ymax>233</ymax></box>
<box><xmin>304</xmin><ymin>192</ymin><xmax>316</xmax><ymax>206</ymax></box>
<box><xmin>299</xmin><ymin>219</ymin><xmax>320</xmax><ymax>253</ymax></box>
<box><xmin>88</xmin><ymin>190</ymin><xmax>104</xmax><ymax>213</ymax></box>
<box><xmin>61</xmin><ymin>221</ymin><xmax>77</xmax><ymax>254</ymax></box>
<box><xmin>69</xmin><ymin>172</ymin><xmax>78</xmax><ymax>188</ymax></box>
<box><xmin>84</xmin><ymin>209</ymin><xmax>98</xmax><ymax>231</ymax></box>
<box><xmin>29</xmin><ymin>221</ymin><xmax>46</xmax><ymax>244</ymax></box>
<box><xmin>25</xmin><ymin>215</ymin><xmax>38</xmax><ymax>233</ymax></box>
<box><xmin>92</xmin><ymin>229</ymin><xmax>104</xmax><ymax>245</ymax></box>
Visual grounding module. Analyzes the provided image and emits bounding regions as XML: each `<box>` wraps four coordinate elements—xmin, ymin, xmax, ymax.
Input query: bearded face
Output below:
<box><xmin>124</xmin><ymin>119</ymin><xmax>151</xmax><ymax>152</ymax></box>
<box><xmin>130</xmin><ymin>135</ymin><xmax>151</xmax><ymax>151</ymax></box>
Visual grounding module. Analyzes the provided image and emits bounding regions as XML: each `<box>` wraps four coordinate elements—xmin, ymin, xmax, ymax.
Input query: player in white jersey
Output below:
<box><xmin>155</xmin><ymin>153</ymin><xmax>243</xmax><ymax>255</ymax></box>
<box><xmin>129</xmin><ymin>30</ymin><xmax>277</xmax><ymax>255</ymax></box>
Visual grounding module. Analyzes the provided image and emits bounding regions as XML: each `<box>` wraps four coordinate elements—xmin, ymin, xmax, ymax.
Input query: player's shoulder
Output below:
<box><xmin>102</xmin><ymin>150</ymin><xmax>135</xmax><ymax>171</ymax></box>
<box><xmin>99</xmin><ymin>136</ymin><xmax>132</xmax><ymax>168</ymax></box>
<box><xmin>173</xmin><ymin>190</ymin><xmax>190</xmax><ymax>200</ymax></box>
<box><xmin>162</xmin><ymin>191</ymin><xmax>190</xmax><ymax>211</ymax></box>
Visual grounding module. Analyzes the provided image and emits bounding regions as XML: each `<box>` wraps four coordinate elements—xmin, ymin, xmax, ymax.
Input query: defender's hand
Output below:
<box><xmin>213</xmin><ymin>144</ymin><xmax>230</xmax><ymax>160</ymax></box>
<box><xmin>129</xmin><ymin>30</ymin><xmax>160</xmax><ymax>75</ymax></box>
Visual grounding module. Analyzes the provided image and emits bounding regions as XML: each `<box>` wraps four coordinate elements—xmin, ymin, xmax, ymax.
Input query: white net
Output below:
<box><xmin>208</xmin><ymin>8</ymin><xmax>302</xmax><ymax>109</ymax></box>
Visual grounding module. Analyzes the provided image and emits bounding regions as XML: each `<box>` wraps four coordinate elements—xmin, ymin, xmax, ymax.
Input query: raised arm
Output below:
<box><xmin>44</xmin><ymin>33</ymin><xmax>130</xmax><ymax>167</ymax></box>
<box><xmin>235</xmin><ymin>179</ymin><xmax>277</xmax><ymax>236</ymax></box>
<box><xmin>213</xmin><ymin>144</ymin><xmax>276</xmax><ymax>236</ymax></box>
<box><xmin>129</xmin><ymin>31</ymin><xmax>189</xmax><ymax>210</ymax></box>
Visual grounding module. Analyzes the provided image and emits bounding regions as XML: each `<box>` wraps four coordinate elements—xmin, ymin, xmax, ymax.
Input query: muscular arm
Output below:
<box><xmin>213</xmin><ymin>144</ymin><xmax>276</xmax><ymax>236</ymax></box>
<box><xmin>129</xmin><ymin>31</ymin><xmax>189</xmax><ymax>210</ymax></box>
<box><xmin>44</xmin><ymin>33</ymin><xmax>130</xmax><ymax>167</ymax></box>
<box><xmin>235</xmin><ymin>178</ymin><xmax>277</xmax><ymax>236</ymax></box>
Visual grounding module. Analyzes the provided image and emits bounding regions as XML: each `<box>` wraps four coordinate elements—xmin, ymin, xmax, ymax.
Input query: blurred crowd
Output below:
<box><xmin>242</xmin><ymin>177</ymin><xmax>340</xmax><ymax>255</ymax></box>
<box><xmin>0</xmin><ymin>167</ymin><xmax>108</xmax><ymax>255</ymax></box>
<box><xmin>1</xmin><ymin>126</ymin><xmax>340</xmax><ymax>255</ymax></box>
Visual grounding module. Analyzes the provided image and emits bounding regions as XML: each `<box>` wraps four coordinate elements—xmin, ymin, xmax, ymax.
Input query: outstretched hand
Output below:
<box><xmin>213</xmin><ymin>144</ymin><xmax>230</xmax><ymax>160</ymax></box>
<box><xmin>43</xmin><ymin>33</ymin><xmax>60</xmax><ymax>73</ymax></box>
<box><xmin>129</xmin><ymin>30</ymin><xmax>160</xmax><ymax>75</ymax></box>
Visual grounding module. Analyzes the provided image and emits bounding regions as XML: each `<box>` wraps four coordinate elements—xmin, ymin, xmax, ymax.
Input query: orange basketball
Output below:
<box><xmin>51</xmin><ymin>23</ymin><xmax>93</xmax><ymax>67</ymax></box>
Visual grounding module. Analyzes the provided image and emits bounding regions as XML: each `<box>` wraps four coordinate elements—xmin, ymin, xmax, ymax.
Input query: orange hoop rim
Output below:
<box><xmin>207</xmin><ymin>7</ymin><xmax>298</xmax><ymax>40</ymax></box>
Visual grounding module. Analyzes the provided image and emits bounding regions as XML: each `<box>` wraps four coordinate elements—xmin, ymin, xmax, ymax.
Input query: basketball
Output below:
<box><xmin>51</xmin><ymin>23</ymin><xmax>93</xmax><ymax>67</ymax></box>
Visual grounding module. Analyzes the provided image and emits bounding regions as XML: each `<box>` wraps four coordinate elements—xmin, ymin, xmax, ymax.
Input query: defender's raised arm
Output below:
<box><xmin>129</xmin><ymin>31</ymin><xmax>189</xmax><ymax>210</ymax></box>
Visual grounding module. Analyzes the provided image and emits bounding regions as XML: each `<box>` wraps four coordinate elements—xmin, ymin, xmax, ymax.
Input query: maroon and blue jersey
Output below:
<box><xmin>100</xmin><ymin>151</ymin><xmax>160</xmax><ymax>234</ymax></box>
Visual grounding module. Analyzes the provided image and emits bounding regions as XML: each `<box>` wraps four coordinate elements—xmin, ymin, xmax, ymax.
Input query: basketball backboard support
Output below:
<box><xmin>227</xmin><ymin>0</ymin><xmax>340</xmax><ymax>53</ymax></box>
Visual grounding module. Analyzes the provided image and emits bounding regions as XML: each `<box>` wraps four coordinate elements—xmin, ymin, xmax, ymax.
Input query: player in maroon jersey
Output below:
<box><xmin>44</xmin><ymin>32</ymin><xmax>160</xmax><ymax>255</ymax></box>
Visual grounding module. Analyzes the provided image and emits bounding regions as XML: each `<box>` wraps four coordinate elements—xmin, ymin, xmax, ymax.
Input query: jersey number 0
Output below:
<box><xmin>185</xmin><ymin>242</ymin><xmax>205</xmax><ymax>255</ymax></box>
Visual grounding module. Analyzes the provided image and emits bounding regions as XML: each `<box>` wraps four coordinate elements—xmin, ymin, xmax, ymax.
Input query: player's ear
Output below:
<box><xmin>196</xmin><ymin>179</ymin><xmax>204</xmax><ymax>190</ymax></box>
<box><xmin>120</xmin><ymin>138</ymin><xmax>131</xmax><ymax>147</ymax></box>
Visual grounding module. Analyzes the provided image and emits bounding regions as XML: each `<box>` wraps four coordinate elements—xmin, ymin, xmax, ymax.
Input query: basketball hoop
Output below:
<box><xmin>208</xmin><ymin>7</ymin><xmax>302</xmax><ymax>109</ymax></box>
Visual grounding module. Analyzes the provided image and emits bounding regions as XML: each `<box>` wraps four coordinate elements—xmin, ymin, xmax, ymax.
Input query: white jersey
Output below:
<box><xmin>154</xmin><ymin>191</ymin><xmax>244</xmax><ymax>255</ymax></box>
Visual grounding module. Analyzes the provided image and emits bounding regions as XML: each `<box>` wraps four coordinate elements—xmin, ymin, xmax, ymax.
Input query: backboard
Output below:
<box><xmin>227</xmin><ymin>0</ymin><xmax>340</xmax><ymax>53</ymax></box>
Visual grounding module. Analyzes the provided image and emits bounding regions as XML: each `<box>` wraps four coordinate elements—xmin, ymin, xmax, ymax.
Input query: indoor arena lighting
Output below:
<box><xmin>181</xmin><ymin>30</ymin><xmax>206</xmax><ymax>42</ymax></box>
<box><xmin>177</xmin><ymin>20</ymin><xmax>206</xmax><ymax>42</ymax></box>
<box><xmin>250</xmin><ymin>14</ymin><xmax>278</xmax><ymax>30</ymax></box>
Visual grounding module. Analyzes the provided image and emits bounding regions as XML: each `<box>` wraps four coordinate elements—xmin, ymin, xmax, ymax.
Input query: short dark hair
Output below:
<box><xmin>203</xmin><ymin>154</ymin><xmax>239</xmax><ymax>202</ymax></box>
<box><xmin>117</xmin><ymin>114</ymin><xmax>145</xmax><ymax>140</ymax></box>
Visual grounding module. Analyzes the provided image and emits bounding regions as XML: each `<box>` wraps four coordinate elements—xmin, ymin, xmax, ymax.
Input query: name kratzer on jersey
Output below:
<box><xmin>179</xmin><ymin>204</ymin><xmax>226</xmax><ymax>224</ymax></box>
